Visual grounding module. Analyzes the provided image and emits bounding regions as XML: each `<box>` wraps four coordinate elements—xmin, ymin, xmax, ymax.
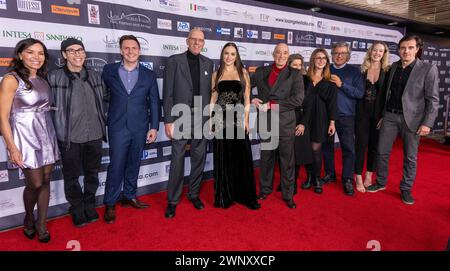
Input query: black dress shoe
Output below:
<box><xmin>284</xmin><ymin>199</ymin><xmax>297</xmax><ymax>209</ymax></box>
<box><xmin>276</xmin><ymin>184</ymin><xmax>282</xmax><ymax>192</ymax></box>
<box><xmin>189</xmin><ymin>197</ymin><xmax>205</xmax><ymax>210</ymax></box>
<box><xmin>85</xmin><ymin>209</ymin><xmax>99</xmax><ymax>224</ymax></box>
<box><xmin>321</xmin><ymin>174</ymin><xmax>337</xmax><ymax>184</ymax></box>
<box><xmin>121</xmin><ymin>198</ymin><xmax>149</xmax><ymax>209</ymax></box>
<box><xmin>71</xmin><ymin>213</ymin><xmax>87</xmax><ymax>228</ymax></box>
<box><xmin>343</xmin><ymin>180</ymin><xmax>354</xmax><ymax>196</ymax></box>
<box><xmin>257</xmin><ymin>193</ymin><xmax>269</xmax><ymax>200</ymax></box>
<box><xmin>313</xmin><ymin>176</ymin><xmax>323</xmax><ymax>194</ymax></box>
<box><xmin>165</xmin><ymin>204</ymin><xmax>176</xmax><ymax>218</ymax></box>
<box><xmin>104</xmin><ymin>206</ymin><xmax>116</xmax><ymax>224</ymax></box>
<box><xmin>245</xmin><ymin>202</ymin><xmax>261</xmax><ymax>210</ymax></box>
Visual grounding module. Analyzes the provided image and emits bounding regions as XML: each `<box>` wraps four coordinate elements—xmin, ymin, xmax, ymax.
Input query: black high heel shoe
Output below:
<box><xmin>23</xmin><ymin>217</ymin><xmax>36</xmax><ymax>240</ymax></box>
<box><xmin>23</xmin><ymin>225</ymin><xmax>36</xmax><ymax>240</ymax></box>
<box><xmin>35</xmin><ymin>223</ymin><xmax>51</xmax><ymax>243</ymax></box>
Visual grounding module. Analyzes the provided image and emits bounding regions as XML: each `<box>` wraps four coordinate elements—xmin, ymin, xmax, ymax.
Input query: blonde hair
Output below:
<box><xmin>361</xmin><ymin>41</ymin><xmax>390</xmax><ymax>73</ymax></box>
<box><xmin>307</xmin><ymin>48</ymin><xmax>331</xmax><ymax>81</ymax></box>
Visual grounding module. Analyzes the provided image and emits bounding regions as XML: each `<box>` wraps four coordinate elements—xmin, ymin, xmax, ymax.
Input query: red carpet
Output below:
<box><xmin>0</xmin><ymin>138</ymin><xmax>449</xmax><ymax>251</ymax></box>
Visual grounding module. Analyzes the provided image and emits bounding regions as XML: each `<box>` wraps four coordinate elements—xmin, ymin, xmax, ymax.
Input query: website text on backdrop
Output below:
<box><xmin>366</xmin><ymin>35</ymin><xmax>440</xmax><ymax>205</ymax></box>
<box><xmin>47</xmin><ymin>38</ymin><xmax>107</xmax><ymax>227</ymax></box>
<box><xmin>102</xmin><ymin>35</ymin><xmax>160</xmax><ymax>223</ymax></box>
<box><xmin>0</xmin><ymin>38</ymin><xmax>60</xmax><ymax>242</ymax></box>
<box><xmin>163</xmin><ymin>29</ymin><xmax>214</xmax><ymax>218</ymax></box>
<box><xmin>322</xmin><ymin>41</ymin><xmax>364</xmax><ymax>196</ymax></box>
<box><xmin>251</xmin><ymin>43</ymin><xmax>304</xmax><ymax>209</ymax></box>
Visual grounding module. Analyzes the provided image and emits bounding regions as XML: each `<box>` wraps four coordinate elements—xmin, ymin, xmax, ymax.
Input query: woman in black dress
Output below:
<box><xmin>210</xmin><ymin>42</ymin><xmax>260</xmax><ymax>210</ymax></box>
<box><xmin>354</xmin><ymin>41</ymin><xmax>390</xmax><ymax>192</ymax></box>
<box><xmin>303</xmin><ymin>49</ymin><xmax>338</xmax><ymax>193</ymax></box>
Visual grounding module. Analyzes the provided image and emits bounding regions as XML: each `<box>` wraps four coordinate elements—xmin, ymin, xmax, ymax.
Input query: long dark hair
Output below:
<box><xmin>214</xmin><ymin>42</ymin><xmax>246</xmax><ymax>99</ymax></box>
<box><xmin>8</xmin><ymin>38</ymin><xmax>49</xmax><ymax>89</ymax></box>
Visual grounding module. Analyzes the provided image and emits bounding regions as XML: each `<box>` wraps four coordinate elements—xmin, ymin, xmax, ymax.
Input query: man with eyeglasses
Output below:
<box><xmin>47</xmin><ymin>38</ymin><xmax>107</xmax><ymax>227</ymax></box>
<box><xmin>163</xmin><ymin>29</ymin><xmax>213</xmax><ymax>218</ymax></box>
<box><xmin>322</xmin><ymin>42</ymin><xmax>364</xmax><ymax>196</ymax></box>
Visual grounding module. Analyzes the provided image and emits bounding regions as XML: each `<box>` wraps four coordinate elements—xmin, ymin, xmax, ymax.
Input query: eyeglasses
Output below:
<box><xmin>331</xmin><ymin>52</ymin><xmax>348</xmax><ymax>56</ymax></box>
<box><xmin>65</xmin><ymin>48</ymin><xmax>85</xmax><ymax>55</ymax></box>
<box><xmin>314</xmin><ymin>57</ymin><xmax>328</xmax><ymax>61</ymax></box>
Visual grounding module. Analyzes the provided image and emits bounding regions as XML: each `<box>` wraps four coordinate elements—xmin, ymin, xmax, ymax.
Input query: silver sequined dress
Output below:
<box><xmin>7</xmin><ymin>73</ymin><xmax>59</xmax><ymax>169</ymax></box>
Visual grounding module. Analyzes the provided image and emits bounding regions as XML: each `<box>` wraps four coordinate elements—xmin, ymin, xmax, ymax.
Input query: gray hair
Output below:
<box><xmin>331</xmin><ymin>41</ymin><xmax>351</xmax><ymax>62</ymax></box>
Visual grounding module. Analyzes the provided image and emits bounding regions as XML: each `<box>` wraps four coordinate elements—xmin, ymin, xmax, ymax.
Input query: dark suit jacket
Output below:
<box><xmin>102</xmin><ymin>62</ymin><xmax>160</xmax><ymax>133</ymax></box>
<box><xmin>163</xmin><ymin>52</ymin><xmax>214</xmax><ymax>124</ymax></box>
<box><xmin>252</xmin><ymin>65</ymin><xmax>304</xmax><ymax>137</ymax></box>
<box><xmin>379</xmin><ymin>59</ymin><xmax>439</xmax><ymax>131</ymax></box>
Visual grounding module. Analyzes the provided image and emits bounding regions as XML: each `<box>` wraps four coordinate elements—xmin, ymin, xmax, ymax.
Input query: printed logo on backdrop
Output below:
<box><xmin>237</xmin><ymin>45</ymin><xmax>247</xmax><ymax>57</ymax></box>
<box><xmin>287</xmin><ymin>31</ymin><xmax>293</xmax><ymax>44</ymax></box>
<box><xmin>140</xmin><ymin>61</ymin><xmax>153</xmax><ymax>70</ymax></box>
<box><xmin>0</xmin><ymin>199</ymin><xmax>15</xmax><ymax>211</ymax></box>
<box><xmin>141</xmin><ymin>149</ymin><xmax>157</xmax><ymax>160</ymax></box>
<box><xmin>0</xmin><ymin>170</ymin><xmax>8</xmax><ymax>183</ymax></box>
<box><xmin>260</xmin><ymin>13</ymin><xmax>269</xmax><ymax>22</ymax></box>
<box><xmin>388</xmin><ymin>44</ymin><xmax>397</xmax><ymax>51</ymax></box>
<box><xmin>216</xmin><ymin>26</ymin><xmax>231</xmax><ymax>36</ymax></box>
<box><xmin>274</xmin><ymin>33</ymin><xmax>285</xmax><ymax>40</ymax></box>
<box><xmin>157</xmin><ymin>18</ymin><xmax>172</xmax><ymax>30</ymax></box>
<box><xmin>0</xmin><ymin>58</ymin><xmax>12</xmax><ymax>67</ymax></box>
<box><xmin>163</xmin><ymin>146</ymin><xmax>172</xmax><ymax>156</ymax></box>
<box><xmin>87</xmin><ymin>4</ymin><xmax>100</xmax><ymax>25</ymax></box>
<box><xmin>216</xmin><ymin>7</ymin><xmax>238</xmax><ymax>16</ymax></box>
<box><xmin>255</xmin><ymin>49</ymin><xmax>272</xmax><ymax>57</ymax></box>
<box><xmin>261</xmin><ymin>31</ymin><xmax>271</xmax><ymax>40</ymax></box>
<box><xmin>103</xmin><ymin>35</ymin><xmax>149</xmax><ymax>51</ymax></box>
<box><xmin>17</xmin><ymin>0</ymin><xmax>42</xmax><ymax>13</ymax></box>
<box><xmin>324</xmin><ymin>38</ymin><xmax>331</xmax><ymax>46</ymax></box>
<box><xmin>194</xmin><ymin>26</ymin><xmax>211</xmax><ymax>33</ymax></box>
<box><xmin>107</xmin><ymin>10</ymin><xmax>151</xmax><ymax>30</ymax></box>
<box><xmin>189</xmin><ymin>3</ymin><xmax>208</xmax><ymax>12</ymax></box>
<box><xmin>0</xmin><ymin>0</ymin><xmax>6</xmax><ymax>10</ymax></box>
<box><xmin>316</xmin><ymin>37</ymin><xmax>322</xmax><ymax>45</ymax></box>
<box><xmin>234</xmin><ymin>27</ymin><xmax>243</xmax><ymax>38</ymax></box>
<box><xmin>177</xmin><ymin>21</ymin><xmax>190</xmax><ymax>32</ymax></box>
<box><xmin>51</xmin><ymin>5</ymin><xmax>80</xmax><ymax>16</ymax></box>
<box><xmin>295</xmin><ymin>34</ymin><xmax>314</xmax><ymax>45</ymax></box>
<box><xmin>242</xmin><ymin>11</ymin><xmax>254</xmax><ymax>20</ymax></box>
<box><xmin>159</xmin><ymin>0</ymin><xmax>180</xmax><ymax>12</ymax></box>
<box><xmin>67</xmin><ymin>0</ymin><xmax>81</xmax><ymax>4</ymax></box>
<box><xmin>246</xmin><ymin>30</ymin><xmax>258</xmax><ymax>39</ymax></box>
<box><xmin>165</xmin><ymin>164</ymin><xmax>170</xmax><ymax>175</ymax></box>
<box><xmin>359</xmin><ymin>42</ymin><xmax>366</xmax><ymax>49</ymax></box>
<box><xmin>85</xmin><ymin>57</ymin><xmax>108</xmax><ymax>72</ymax></box>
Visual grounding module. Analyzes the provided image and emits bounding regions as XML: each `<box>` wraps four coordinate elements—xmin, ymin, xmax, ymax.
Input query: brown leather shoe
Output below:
<box><xmin>104</xmin><ymin>206</ymin><xmax>116</xmax><ymax>224</ymax></box>
<box><xmin>121</xmin><ymin>198</ymin><xmax>149</xmax><ymax>209</ymax></box>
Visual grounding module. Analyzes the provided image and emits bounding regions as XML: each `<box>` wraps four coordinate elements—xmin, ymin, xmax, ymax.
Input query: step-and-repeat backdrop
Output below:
<box><xmin>422</xmin><ymin>43</ymin><xmax>450</xmax><ymax>133</ymax></box>
<box><xmin>0</xmin><ymin>0</ymin><xmax>404</xmax><ymax>229</ymax></box>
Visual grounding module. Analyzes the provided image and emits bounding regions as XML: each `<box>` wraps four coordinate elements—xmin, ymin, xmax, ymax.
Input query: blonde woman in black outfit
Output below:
<box><xmin>354</xmin><ymin>41</ymin><xmax>390</xmax><ymax>192</ymax></box>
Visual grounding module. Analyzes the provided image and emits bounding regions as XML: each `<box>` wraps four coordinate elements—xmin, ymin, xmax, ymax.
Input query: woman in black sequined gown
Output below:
<box><xmin>210</xmin><ymin>43</ymin><xmax>260</xmax><ymax>210</ymax></box>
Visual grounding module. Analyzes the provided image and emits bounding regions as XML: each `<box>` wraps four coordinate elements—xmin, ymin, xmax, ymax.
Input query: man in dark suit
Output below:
<box><xmin>367</xmin><ymin>35</ymin><xmax>439</xmax><ymax>205</ymax></box>
<box><xmin>102</xmin><ymin>35</ymin><xmax>160</xmax><ymax>223</ymax></box>
<box><xmin>163</xmin><ymin>29</ymin><xmax>213</xmax><ymax>218</ymax></box>
<box><xmin>251</xmin><ymin>43</ymin><xmax>304</xmax><ymax>209</ymax></box>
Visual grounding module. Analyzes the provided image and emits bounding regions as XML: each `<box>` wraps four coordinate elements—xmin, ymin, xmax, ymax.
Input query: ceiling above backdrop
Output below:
<box><xmin>255</xmin><ymin>0</ymin><xmax>450</xmax><ymax>39</ymax></box>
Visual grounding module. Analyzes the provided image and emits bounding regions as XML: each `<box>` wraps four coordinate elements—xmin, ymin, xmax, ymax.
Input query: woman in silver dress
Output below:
<box><xmin>0</xmin><ymin>38</ymin><xmax>59</xmax><ymax>243</ymax></box>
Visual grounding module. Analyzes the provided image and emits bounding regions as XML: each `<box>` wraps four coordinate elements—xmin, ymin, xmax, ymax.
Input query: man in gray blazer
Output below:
<box><xmin>251</xmin><ymin>43</ymin><xmax>304</xmax><ymax>209</ymax></box>
<box><xmin>163</xmin><ymin>29</ymin><xmax>214</xmax><ymax>218</ymax></box>
<box><xmin>367</xmin><ymin>35</ymin><xmax>439</xmax><ymax>205</ymax></box>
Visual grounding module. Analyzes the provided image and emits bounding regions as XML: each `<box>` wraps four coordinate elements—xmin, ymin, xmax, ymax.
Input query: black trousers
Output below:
<box><xmin>59</xmin><ymin>139</ymin><xmax>102</xmax><ymax>215</ymax></box>
<box><xmin>355</xmin><ymin>101</ymin><xmax>379</xmax><ymax>175</ymax></box>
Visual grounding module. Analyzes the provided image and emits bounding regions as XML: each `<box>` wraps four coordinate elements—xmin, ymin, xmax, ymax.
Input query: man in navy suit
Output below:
<box><xmin>102</xmin><ymin>35</ymin><xmax>160</xmax><ymax>223</ymax></box>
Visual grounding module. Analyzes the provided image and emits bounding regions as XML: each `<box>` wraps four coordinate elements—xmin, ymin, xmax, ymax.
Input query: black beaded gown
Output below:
<box><xmin>213</xmin><ymin>80</ymin><xmax>259</xmax><ymax>209</ymax></box>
